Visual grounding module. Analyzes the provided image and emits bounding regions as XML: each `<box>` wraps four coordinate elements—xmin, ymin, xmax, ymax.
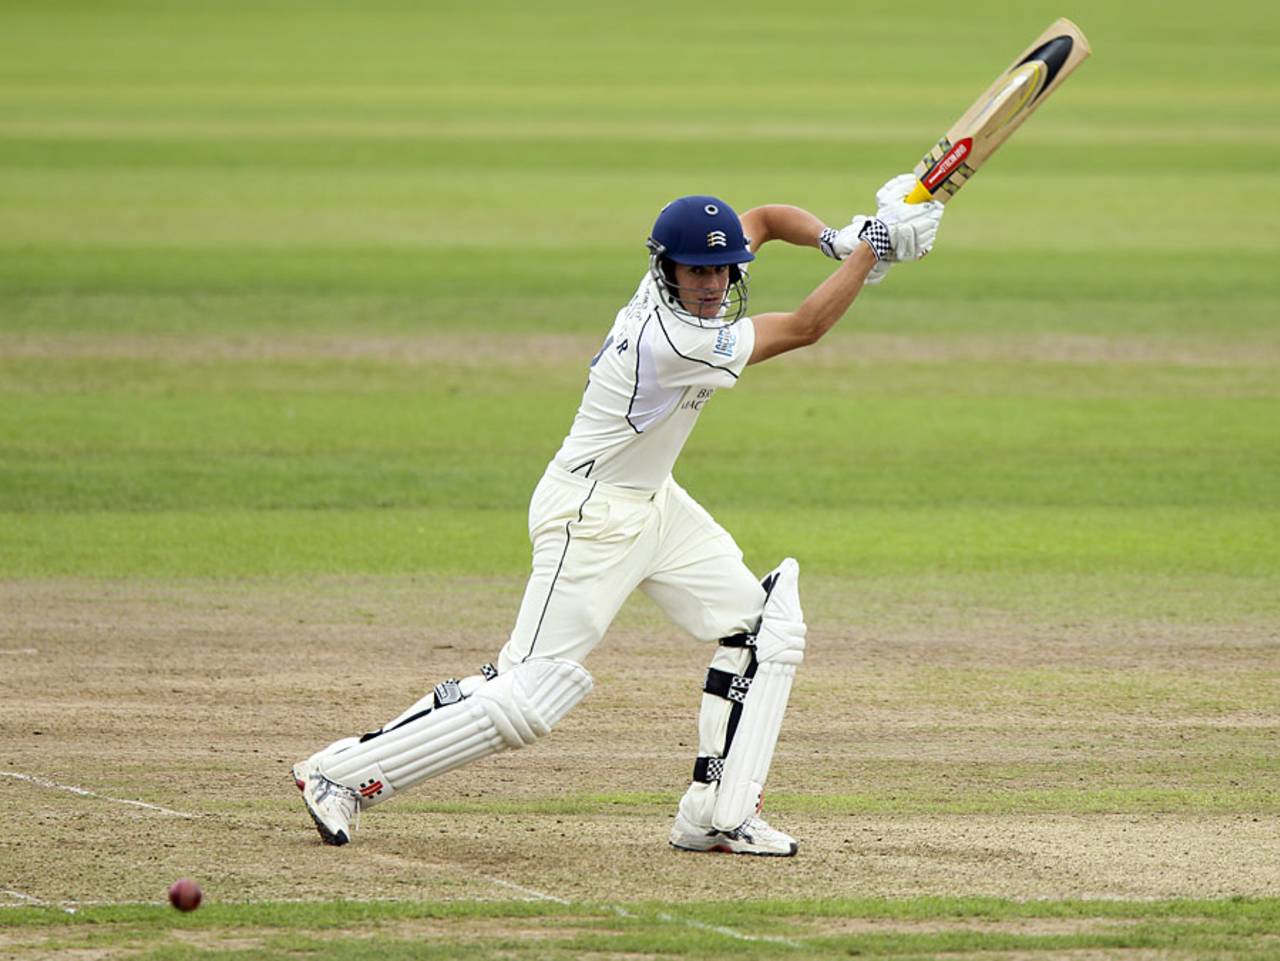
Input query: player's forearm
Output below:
<box><xmin>792</xmin><ymin>244</ymin><xmax>876</xmax><ymax>339</ymax></box>
<box><xmin>742</xmin><ymin>204</ymin><xmax>829</xmax><ymax>250</ymax></box>
<box><xmin>746</xmin><ymin>245</ymin><xmax>876</xmax><ymax>365</ymax></box>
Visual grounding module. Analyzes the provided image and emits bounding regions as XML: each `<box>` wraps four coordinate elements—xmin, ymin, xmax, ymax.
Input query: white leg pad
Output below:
<box><xmin>711</xmin><ymin>661</ymin><xmax>797</xmax><ymax>830</ymax></box>
<box><xmin>318</xmin><ymin>658</ymin><xmax>592</xmax><ymax>807</ymax></box>
<box><xmin>711</xmin><ymin>557</ymin><xmax>806</xmax><ymax>831</ymax></box>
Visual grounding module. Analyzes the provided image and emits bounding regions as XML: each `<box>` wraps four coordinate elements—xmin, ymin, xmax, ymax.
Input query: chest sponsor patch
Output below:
<box><xmin>712</xmin><ymin>327</ymin><xmax>738</xmax><ymax>358</ymax></box>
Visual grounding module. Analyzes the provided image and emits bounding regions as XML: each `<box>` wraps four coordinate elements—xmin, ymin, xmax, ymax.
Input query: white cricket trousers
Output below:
<box><xmin>498</xmin><ymin>462</ymin><xmax>766</xmax><ymax>670</ymax></box>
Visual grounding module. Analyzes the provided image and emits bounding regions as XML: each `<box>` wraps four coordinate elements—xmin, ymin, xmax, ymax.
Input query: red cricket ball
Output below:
<box><xmin>167</xmin><ymin>878</ymin><xmax>202</xmax><ymax>912</ymax></box>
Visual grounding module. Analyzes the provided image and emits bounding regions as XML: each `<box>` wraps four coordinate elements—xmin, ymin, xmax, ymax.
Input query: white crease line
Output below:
<box><xmin>472</xmin><ymin>871</ymin><xmax>802</xmax><ymax>949</ymax></box>
<box><xmin>1</xmin><ymin>899</ymin><xmax>138</xmax><ymax>909</ymax></box>
<box><xmin>0</xmin><ymin>771</ymin><xmax>197</xmax><ymax>819</ymax></box>
<box><xmin>475</xmin><ymin>875</ymin><xmax>572</xmax><ymax>905</ymax></box>
<box><xmin>0</xmin><ymin>648</ymin><xmax>39</xmax><ymax>655</ymax></box>
<box><xmin>2</xmin><ymin>890</ymin><xmax>43</xmax><ymax>905</ymax></box>
<box><xmin>0</xmin><ymin>896</ymin><xmax>411</xmax><ymax>911</ymax></box>
<box><xmin>657</xmin><ymin>911</ymin><xmax>805</xmax><ymax>949</ymax></box>
<box><xmin>367</xmin><ymin>850</ymin><xmax>573</xmax><ymax>906</ymax></box>
<box><xmin>618</xmin><ymin>903</ymin><xmax>805</xmax><ymax>949</ymax></box>
<box><xmin>1</xmin><ymin>890</ymin><xmax>80</xmax><ymax>916</ymax></box>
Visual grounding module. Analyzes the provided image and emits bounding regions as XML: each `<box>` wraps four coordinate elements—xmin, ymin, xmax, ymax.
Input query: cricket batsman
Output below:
<box><xmin>293</xmin><ymin>174</ymin><xmax>943</xmax><ymax>856</ymax></box>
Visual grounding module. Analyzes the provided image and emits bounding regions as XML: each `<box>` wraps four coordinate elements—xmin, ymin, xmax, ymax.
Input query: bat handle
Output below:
<box><xmin>903</xmin><ymin>179</ymin><xmax>933</xmax><ymax>204</ymax></box>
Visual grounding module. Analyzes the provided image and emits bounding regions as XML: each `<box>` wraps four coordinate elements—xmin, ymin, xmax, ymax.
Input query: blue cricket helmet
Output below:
<box><xmin>646</xmin><ymin>195</ymin><xmax>753</xmax><ymax>328</ymax></box>
<box><xmin>647</xmin><ymin>195</ymin><xmax>755</xmax><ymax>267</ymax></box>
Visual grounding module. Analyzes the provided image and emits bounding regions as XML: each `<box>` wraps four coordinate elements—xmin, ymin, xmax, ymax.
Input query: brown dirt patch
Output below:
<box><xmin>0</xmin><ymin>577</ymin><xmax>1276</xmax><ymax>909</ymax></box>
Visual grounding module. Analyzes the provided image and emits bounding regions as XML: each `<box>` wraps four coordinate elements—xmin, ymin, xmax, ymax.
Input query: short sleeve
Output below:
<box><xmin>650</xmin><ymin>315</ymin><xmax>755</xmax><ymax>390</ymax></box>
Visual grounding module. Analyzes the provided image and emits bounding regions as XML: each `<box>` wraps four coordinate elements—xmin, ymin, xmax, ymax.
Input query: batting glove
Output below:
<box><xmin>823</xmin><ymin>218</ymin><xmax>894</xmax><ymax>283</ymax></box>
<box><xmin>875</xmin><ymin>172</ymin><xmax>920</xmax><ymax>208</ymax></box>
<box><xmin>830</xmin><ymin>214</ymin><xmax>893</xmax><ymax>262</ymax></box>
<box><xmin>818</xmin><ymin>226</ymin><xmax>842</xmax><ymax>260</ymax></box>
<box><xmin>875</xmin><ymin>196</ymin><xmax>944</xmax><ymax>262</ymax></box>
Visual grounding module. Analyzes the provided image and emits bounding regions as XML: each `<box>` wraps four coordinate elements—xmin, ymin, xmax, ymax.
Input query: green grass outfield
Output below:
<box><xmin>2</xmin><ymin>0</ymin><xmax>1278</xmax><ymax>956</ymax></box>
<box><xmin>6</xmin><ymin>898</ymin><xmax>1280</xmax><ymax>960</ymax></box>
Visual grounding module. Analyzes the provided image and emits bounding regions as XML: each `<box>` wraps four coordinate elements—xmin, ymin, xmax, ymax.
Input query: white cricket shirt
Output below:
<box><xmin>551</xmin><ymin>274</ymin><xmax>755</xmax><ymax>490</ymax></box>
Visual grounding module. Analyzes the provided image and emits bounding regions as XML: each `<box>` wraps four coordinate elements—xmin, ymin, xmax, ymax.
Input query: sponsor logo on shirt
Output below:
<box><xmin>713</xmin><ymin>327</ymin><xmax>737</xmax><ymax>358</ymax></box>
<box><xmin>681</xmin><ymin>387</ymin><xmax>715</xmax><ymax>412</ymax></box>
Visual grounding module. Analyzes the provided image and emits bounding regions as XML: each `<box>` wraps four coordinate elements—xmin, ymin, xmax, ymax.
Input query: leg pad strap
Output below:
<box><xmin>692</xmin><ymin>756</ymin><xmax>725</xmax><ymax>783</ymax></box>
<box><xmin>704</xmin><ymin>667</ymin><xmax>752</xmax><ymax>703</ymax></box>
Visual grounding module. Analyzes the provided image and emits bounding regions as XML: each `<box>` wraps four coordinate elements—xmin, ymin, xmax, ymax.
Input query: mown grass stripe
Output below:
<box><xmin>3</xmin><ymin>507</ymin><xmax>1275</xmax><ymax>578</ymax></box>
<box><xmin>0</xmin><ymin>249</ymin><xmax>1277</xmax><ymax>302</ymax></box>
<box><xmin>2</xmin><ymin>896</ymin><xmax>1278</xmax><ymax>961</ymax></box>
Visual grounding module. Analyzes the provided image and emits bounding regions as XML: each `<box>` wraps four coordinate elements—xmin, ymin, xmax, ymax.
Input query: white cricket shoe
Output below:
<box><xmin>669</xmin><ymin>809</ymin><xmax>798</xmax><ymax>857</ymax></box>
<box><xmin>292</xmin><ymin>756</ymin><xmax>360</xmax><ymax>846</ymax></box>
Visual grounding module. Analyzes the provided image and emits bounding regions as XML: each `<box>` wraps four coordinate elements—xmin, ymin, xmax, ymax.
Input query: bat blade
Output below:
<box><xmin>905</xmin><ymin>18</ymin><xmax>1091</xmax><ymax>204</ymax></box>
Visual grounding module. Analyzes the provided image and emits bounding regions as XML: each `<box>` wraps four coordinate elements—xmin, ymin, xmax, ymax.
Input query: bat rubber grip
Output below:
<box><xmin>904</xmin><ymin>179</ymin><xmax>933</xmax><ymax>204</ymax></box>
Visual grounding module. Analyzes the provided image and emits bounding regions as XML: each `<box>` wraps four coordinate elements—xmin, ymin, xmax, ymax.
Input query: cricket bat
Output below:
<box><xmin>905</xmin><ymin>18</ymin><xmax>1091</xmax><ymax>204</ymax></box>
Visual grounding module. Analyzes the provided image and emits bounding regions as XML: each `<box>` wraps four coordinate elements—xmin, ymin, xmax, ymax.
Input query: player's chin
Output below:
<box><xmin>677</xmin><ymin>296</ymin><xmax>724</xmax><ymax>320</ymax></box>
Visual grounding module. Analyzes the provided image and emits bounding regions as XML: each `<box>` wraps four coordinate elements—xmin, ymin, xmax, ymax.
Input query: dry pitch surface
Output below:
<box><xmin>2</xmin><ymin>577</ymin><xmax>1275</xmax><ymax>910</ymax></box>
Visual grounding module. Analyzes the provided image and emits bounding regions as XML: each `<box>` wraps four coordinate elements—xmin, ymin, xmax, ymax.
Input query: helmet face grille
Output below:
<box><xmin>649</xmin><ymin>252</ymin><xmax>749</xmax><ymax>330</ymax></box>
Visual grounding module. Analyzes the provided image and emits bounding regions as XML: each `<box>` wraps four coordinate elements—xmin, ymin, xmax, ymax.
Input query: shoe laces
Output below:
<box><xmin>313</xmin><ymin>772</ymin><xmax>361</xmax><ymax>834</ymax></box>
<box><xmin>336</xmin><ymin>781</ymin><xmax>361</xmax><ymax>834</ymax></box>
<box><xmin>735</xmin><ymin>814</ymin><xmax>783</xmax><ymax>839</ymax></box>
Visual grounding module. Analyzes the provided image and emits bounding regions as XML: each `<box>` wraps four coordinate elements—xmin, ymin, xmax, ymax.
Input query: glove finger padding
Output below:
<box><xmin>875</xmin><ymin>172</ymin><xmax>919</xmax><ymax>208</ymax></box>
<box><xmin>875</xmin><ymin>197</ymin><xmax>944</xmax><ymax>262</ymax></box>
